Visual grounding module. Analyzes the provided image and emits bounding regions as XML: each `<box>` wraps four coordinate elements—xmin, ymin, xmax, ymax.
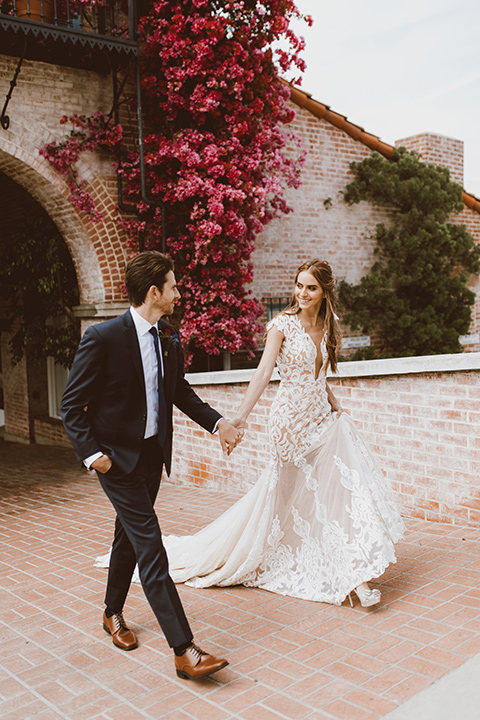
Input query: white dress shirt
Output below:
<box><xmin>84</xmin><ymin>306</ymin><xmax>164</xmax><ymax>468</ymax></box>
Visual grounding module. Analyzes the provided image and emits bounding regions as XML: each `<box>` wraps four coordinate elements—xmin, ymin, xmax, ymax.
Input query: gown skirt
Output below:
<box><xmin>96</xmin><ymin>413</ymin><xmax>404</xmax><ymax>606</ymax></box>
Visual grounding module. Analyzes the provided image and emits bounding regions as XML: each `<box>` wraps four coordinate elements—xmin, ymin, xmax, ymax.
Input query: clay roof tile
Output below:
<box><xmin>284</xmin><ymin>81</ymin><xmax>480</xmax><ymax>214</ymax></box>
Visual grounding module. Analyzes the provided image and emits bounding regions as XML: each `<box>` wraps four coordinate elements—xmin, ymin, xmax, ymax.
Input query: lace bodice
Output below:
<box><xmin>271</xmin><ymin>312</ymin><xmax>326</xmax><ymax>384</ymax></box>
<box><xmin>268</xmin><ymin>313</ymin><xmax>333</xmax><ymax>464</ymax></box>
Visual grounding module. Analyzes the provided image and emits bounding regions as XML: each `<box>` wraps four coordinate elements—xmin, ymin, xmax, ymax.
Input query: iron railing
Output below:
<box><xmin>1</xmin><ymin>0</ymin><xmax>137</xmax><ymax>131</ymax></box>
<box><xmin>0</xmin><ymin>0</ymin><xmax>137</xmax><ymax>49</ymax></box>
<box><xmin>264</xmin><ymin>297</ymin><xmax>291</xmax><ymax>322</ymax></box>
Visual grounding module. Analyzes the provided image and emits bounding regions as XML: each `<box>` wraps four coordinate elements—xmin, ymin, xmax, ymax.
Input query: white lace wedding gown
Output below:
<box><xmin>96</xmin><ymin>313</ymin><xmax>404</xmax><ymax>605</ymax></box>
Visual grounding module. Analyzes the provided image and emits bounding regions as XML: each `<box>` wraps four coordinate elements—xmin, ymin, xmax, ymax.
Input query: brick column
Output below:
<box><xmin>1</xmin><ymin>325</ymin><xmax>32</xmax><ymax>443</ymax></box>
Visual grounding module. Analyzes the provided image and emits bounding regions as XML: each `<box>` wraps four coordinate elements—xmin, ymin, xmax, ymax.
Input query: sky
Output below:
<box><xmin>290</xmin><ymin>0</ymin><xmax>480</xmax><ymax>197</ymax></box>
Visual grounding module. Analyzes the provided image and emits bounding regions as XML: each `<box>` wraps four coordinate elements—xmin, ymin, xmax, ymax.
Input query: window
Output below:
<box><xmin>47</xmin><ymin>357</ymin><xmax>69</xmax><ymax>420</ymax></box>
<box><xmin>265</xmin><ymin>297</ymin><xmax>290</xmax><ymax>322</ymax></box>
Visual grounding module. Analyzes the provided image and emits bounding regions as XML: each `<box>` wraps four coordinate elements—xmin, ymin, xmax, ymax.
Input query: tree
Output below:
<box><xmin>338</xmin><ymin>148</ymin><xmax>480</xmax><ymax>358</ymax></box>
<box><xmin>0</xmin><ymin>215</ymin><xmax>80</xmax><ymax>367</ymax></box>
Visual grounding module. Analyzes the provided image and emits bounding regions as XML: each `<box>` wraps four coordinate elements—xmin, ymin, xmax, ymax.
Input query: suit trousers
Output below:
<box><xmin>97</xmin><ymin>437</ymin><xmax>193</xmax><ymax>649</ymax></box>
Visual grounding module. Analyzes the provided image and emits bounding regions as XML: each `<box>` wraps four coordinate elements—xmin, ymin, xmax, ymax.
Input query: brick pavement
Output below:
<box><xmin>1</xmin><ymin>438</ymin><xmax>480</xmax><ymax>719</ymax></box>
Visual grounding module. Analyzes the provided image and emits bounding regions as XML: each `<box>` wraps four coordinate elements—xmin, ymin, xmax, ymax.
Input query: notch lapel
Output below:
<box><xmin>122</xmin><ymin>310</ymin><xmax>146</xmax><ymax>396</ymax></box>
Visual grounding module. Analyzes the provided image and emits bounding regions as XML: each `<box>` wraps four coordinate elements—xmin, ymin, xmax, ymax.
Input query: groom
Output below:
<box><xmin>61</xmin><ymin>250</ymin><xmax>242</xmax><ymax>680</ymax></box>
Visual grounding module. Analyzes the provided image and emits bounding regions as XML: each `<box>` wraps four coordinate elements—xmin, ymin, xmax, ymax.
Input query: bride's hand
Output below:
<box><xmin>231</xmin><ymin>417</ymin><xmax>246</xmax><ymax>438</ymax></box>
<box><xmin>217</xmin><ymin>418</ymin><xmax>242</xmax><ymax>455</ymax></box>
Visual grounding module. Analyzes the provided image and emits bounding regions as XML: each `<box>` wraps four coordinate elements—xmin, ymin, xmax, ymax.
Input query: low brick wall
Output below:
<box><xmin>169</xmin><ymin>353</ymin><xmax>480</xmax><ymax>527</ymax></box>
<box><xmin>34</xmin><ymin>418</ymin><xmax>71</xmax><ymax>447</ymax></box>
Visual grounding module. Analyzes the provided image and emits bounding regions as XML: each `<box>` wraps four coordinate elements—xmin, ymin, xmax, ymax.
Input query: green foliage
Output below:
<box><xmin>339</xmin><ymin>147</ymin><xmax>480</xmax><ymax>358</ymax></box>
<box><xmin>0</xmin><ymin>215</ymin><xmax>79</xmax><ymax>367</ymax></box>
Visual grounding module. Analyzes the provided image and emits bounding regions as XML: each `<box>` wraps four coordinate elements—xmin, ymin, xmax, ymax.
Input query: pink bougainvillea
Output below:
<box><xmin>123</xmin><ymin>0</ymin><xmax>310</xmax><ymax>360</ymax></box>
<box><xmin>40</xmin><ymin>112</ymin><xmax>123</xmax><ymax>223</ymax></box>
<box><xmin>41</xmin><ymin>0</ymin><xmax>311</xmax><ymax>363</ymax></box>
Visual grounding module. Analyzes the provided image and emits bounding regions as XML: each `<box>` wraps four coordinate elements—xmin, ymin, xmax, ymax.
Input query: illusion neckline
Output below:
<box><xmin>293</xmin><ymin>314</ymin><xmax>325</xmax><ymax>381</ymax></box>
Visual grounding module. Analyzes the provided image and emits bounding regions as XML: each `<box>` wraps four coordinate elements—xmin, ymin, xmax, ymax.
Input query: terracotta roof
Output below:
<box><xmin>285</xmin><ymin>81</ymin><xmax>480</xmax><ymax>215</ymax></box>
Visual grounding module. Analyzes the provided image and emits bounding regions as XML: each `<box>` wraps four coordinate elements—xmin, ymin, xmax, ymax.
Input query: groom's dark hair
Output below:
<box><xmin>125</xmin><ymin>251</ymin><xmax>175</xmax><ymax>307</ymax></box>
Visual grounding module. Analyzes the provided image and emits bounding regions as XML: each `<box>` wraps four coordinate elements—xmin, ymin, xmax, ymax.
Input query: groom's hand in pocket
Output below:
<box><xmin>91</xmin><ymin>454</ymin><xmax>113</xmax><ymax>474</ymax></box>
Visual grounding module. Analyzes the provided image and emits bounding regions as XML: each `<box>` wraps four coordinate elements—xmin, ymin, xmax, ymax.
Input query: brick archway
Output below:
<box><xmin>0</xmin><ymin>142</ymin><xmax>106</xmax><ymax>305</ymax></box>
<box><xmin>0</xmin><ymin>127</ymin><xmax>130</xmax><ymax>307</ymax></box>
<box><xmin>0</xmin><ymin>139</ymin><xmax>130</xmax><ymax>444</ymax></box>
<box><xmin>0</xmin><ymin>55</ymin><xmax>134</xmax><ymax>304</ymax></box>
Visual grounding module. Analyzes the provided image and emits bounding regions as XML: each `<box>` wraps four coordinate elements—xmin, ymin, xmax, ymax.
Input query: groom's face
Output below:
<box><xmin>155</xmin><ymin>271</ymin><xmax>181</xmax><ymax>317</ymax></box>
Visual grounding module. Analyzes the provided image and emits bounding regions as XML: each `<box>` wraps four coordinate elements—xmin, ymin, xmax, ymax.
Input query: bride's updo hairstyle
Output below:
<box><xmin>283</xmin><ymin>259</ymin><xmax>341</xmax><ymax>373</ymax></box>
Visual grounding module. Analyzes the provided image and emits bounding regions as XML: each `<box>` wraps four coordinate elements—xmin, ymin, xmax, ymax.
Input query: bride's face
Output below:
<box><xmin>295</xmin><ymin>270</ymin><xmax>324</xmax><ymax>312</ymax></box>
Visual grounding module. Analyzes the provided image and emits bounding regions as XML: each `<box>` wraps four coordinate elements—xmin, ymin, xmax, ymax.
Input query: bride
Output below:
<box><xmin>98</xmin><ymin>259</ymin><xmax>404</xmax><ymax>607</ymax></box>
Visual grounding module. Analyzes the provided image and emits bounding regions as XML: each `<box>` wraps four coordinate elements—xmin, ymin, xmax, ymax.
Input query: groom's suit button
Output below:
<box><xmin>103</xmin><ymin>611</ymin><xmax>138</xmax><ymax>651</ymax></box>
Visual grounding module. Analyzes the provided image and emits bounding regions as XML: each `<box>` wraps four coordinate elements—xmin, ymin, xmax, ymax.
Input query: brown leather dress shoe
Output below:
<box><xmin>102</xmin><ymin>611</ymin><xmax>138</xmax><ymax>651</ymax></box>
<box><xmin>175</xmin><ymin>644</ymin><xmax>229</xmax><ymax>679</ymax></box>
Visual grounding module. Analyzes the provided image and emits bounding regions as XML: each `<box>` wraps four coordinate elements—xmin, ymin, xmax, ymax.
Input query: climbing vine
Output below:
<box><xmin>40</xmin><ymin>112</ymin><xmax>123</xmax><ymax>222</ymax></box>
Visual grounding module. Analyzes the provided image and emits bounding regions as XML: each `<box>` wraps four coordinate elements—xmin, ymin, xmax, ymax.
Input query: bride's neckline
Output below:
<box><xmin>293</xmin><ymin>314</ymin><xmax>324</xmax><ymax>379</ymax></box>
<box><xmin>294</xmin><ymin>312</ymin><xmax>324</xmax><ymax>336</ymax></box>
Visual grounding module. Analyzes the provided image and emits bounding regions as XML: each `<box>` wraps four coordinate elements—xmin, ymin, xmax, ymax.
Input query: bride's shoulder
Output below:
<box><xmin>267</xmin><ymin>311</ymin><xmax>296</xmax><ymax>335</ymax></box>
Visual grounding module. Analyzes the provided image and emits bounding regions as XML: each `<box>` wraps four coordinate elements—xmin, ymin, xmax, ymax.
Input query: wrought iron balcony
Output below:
<box><xmin>0</xmin><ymin>0</ymin><xmax>137</xmax><ymax>68</ymax></box>
<box><xmin>265</xmin><ymin>297</ymin><xmax>290</xmax><ymax>322</ymax></box>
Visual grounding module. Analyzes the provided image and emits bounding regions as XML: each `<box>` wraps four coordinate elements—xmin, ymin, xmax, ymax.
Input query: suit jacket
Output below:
<box><xmin>60</xmin><ymin>310</ymin><xmax>221</xmax><ymax>476</ymax></box>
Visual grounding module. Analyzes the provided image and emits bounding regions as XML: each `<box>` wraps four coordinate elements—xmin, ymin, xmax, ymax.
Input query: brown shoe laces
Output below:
<box><xmin>111</xmin><ymin>612</ymin><xmax>128</xmax><ymax>633</ymax></box>
<box><xmin>188</xmin><ymin>643</ymin><xmax>207</xmax><ymax>664</ymax></box>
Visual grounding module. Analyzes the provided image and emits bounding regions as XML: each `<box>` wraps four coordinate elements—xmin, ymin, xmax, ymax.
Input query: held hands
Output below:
<box><xmin>230</xmin><ymin>416</ymin><xmax>246</xmax><ymax>435</ymax></box>
<box><xmin>217</xmin><ymin>417</ymin><xmax>245</xmax><ymax>456</ymax></box>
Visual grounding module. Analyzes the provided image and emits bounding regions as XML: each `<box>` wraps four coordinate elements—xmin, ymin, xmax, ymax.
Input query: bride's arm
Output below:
<box><xmin>232</xmin><ymin>326</ymin><xmax>284</xmax><ymax>428</ymax></box>
<box><xmin>326</xmin><ymin>380</ymin><xmax>343</xmax><ymax>414</ymax></box>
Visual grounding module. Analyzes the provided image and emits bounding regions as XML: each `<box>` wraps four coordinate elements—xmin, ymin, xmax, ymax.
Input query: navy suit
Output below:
<box><xmin>61</xmin><ymin>310</ymin><xmax>221</xmax><ymax>648</ymax></box>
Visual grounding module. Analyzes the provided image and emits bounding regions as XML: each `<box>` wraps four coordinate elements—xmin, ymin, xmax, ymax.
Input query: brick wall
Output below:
<box><xmin>0</xmin><ymin>53</ymin><xmax>133</xmax><ymax>305</ymax></box>
<box><xmin>396</xmin><ymin>132</ymin><xmax>464</xmax><ymax>186</ymax></box>
<box><xmin>168</xmin><ymin>354</ymin><xmax>480</xmax><ymax>527</ymax></box>
<box><xmin>34</xmin><ymin>418</ymin><xmax>71</xmax><ymax>447</ymax></box>
<box><xmin>251</xmin><ymin>106</ymin><xmax>480</xmax><ymax>351</ymax></box>
<box><xmin>251</xmin><ymin>108</ymin><xmax>392</xmax><ymax>301</ymax></box>
<box><xmin>1</xmin><ymin>324</ymin><xmax>32</xmax><ymax>442</ymax></box>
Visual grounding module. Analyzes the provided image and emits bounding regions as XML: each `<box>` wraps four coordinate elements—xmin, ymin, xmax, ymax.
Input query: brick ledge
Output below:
<box><xmin>186</xmin><ymin>352</ymin><xmax>480</xmax><ymax>385</ymax></box>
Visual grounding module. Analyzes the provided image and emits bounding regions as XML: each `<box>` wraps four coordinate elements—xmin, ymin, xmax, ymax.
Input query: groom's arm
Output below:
<box><xmin>171</xmin><ymin>340</ymin><xmax>221</xmax><ymax>430</ymax></box>
<box><xmin>172</xmin><ymin>343</ymin><xmax>242</xmax><ymax>453</ymax></box>
<box><xmin>60</xmin><ymin>326</ymin><xmax>105</xmax><ymax>463</ymax></box>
